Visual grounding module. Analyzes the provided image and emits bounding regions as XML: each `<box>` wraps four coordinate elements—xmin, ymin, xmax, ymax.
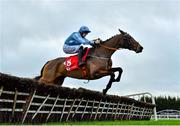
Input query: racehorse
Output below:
<box><xmin>35</xmin><ymin>29</ymin><xmax>143</xmax><ymax>95</ymax></box>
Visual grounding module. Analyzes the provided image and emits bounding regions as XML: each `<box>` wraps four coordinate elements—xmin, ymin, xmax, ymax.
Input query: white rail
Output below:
<box><xmin>123</xmin><ymin>92</ymin><xmax>157</xmax><ymax>120</ymax></box>
<box><xmin>0</xmin><ymin>73</ymin><xmax>157</xmax><ymax>124</ymax></box>
<box><xmin>154</xmin><ymin>109</ymin><xmax>180</xmax><ymax>120</ymax></box>
<box><xmin>0</xmin><ymin>89</ymin><xmax>154</xmax><ymax>123</ymax></box>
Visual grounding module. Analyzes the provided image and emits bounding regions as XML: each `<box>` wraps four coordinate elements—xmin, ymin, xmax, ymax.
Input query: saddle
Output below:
<box><xmin>64</xmin><ymin>48</ymin><xmax>90</xmax><ymax>71</ymax></box>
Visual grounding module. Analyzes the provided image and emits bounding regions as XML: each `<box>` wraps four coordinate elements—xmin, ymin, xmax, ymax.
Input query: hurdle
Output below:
<box><xmin>0</xmin><ymin>73</ymin><xmax>155</xmax><ymax>124</ymax></box>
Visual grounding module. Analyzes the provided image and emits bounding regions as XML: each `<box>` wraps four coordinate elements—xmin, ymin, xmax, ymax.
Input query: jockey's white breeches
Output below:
<box><xmin>63</xmin><ymin>44</ymin><xmax>81</xmax><ymax>54</ymax></box>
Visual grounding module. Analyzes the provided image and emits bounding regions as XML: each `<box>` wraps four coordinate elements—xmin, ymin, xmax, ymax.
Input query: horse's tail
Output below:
<box><xmin>34</xmin><ymin>61</ymin><xmax>49</xmax><ymax>81</ymax></box>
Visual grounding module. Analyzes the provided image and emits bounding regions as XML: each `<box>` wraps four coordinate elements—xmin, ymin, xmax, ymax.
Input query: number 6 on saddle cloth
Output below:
<box><xmin>64</xmin><ymin>48</ymin><xmax>90</xmax><ymax>71</ymax></box>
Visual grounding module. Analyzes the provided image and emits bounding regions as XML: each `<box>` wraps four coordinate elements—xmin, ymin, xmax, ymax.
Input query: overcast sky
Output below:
<box><xmin>0</xmin><ymin>0</ymin><xmax>180</xmax><ymax>97</ymax></box>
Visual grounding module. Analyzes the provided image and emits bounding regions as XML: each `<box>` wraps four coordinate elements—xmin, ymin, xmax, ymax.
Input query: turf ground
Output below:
<box><xmin>44</xmin><ymin>120</ymin><xmax>180</xmax><ymax>125</ymax></box>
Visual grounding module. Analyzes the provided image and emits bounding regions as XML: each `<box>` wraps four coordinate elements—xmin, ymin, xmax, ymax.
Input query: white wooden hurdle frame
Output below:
<box><xmin>124</xmin><ymin>92</ymin><xmax>157</xmax><ymax>120</ymax></box>
<box><xmin>0</xmin><ymin>85</ymin><xmax>155</xmax><ymax>123</ymax></box>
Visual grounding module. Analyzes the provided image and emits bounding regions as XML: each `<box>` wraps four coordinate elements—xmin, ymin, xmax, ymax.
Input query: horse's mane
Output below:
<box><xmin>91</xmin><ymin>34</ymin><xmax>120</xmax><ymax>51</ymax></box>
<box><xmin>103</xmin><ymin>34</ymin><xmax>120</xmax><ymax>43</ymax></box>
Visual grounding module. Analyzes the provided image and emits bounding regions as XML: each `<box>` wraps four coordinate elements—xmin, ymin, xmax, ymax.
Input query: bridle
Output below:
<box><xmin>98</xmin><ymin>33</ymin><xmax>130</xmax><ymax>51</ymax></box>
<box><xmin>91</xmin><ymin>32</ymin><xmax>132</xmax><ymax>60</ymax></box>
<box><xmin>99</xmin><ymin>32</ymin><xmax>136</xmax><ymax>51</ymax></box>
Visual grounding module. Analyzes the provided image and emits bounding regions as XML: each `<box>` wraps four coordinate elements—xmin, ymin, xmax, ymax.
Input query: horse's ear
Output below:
<box><xmin>119</xmin><ymin>29</ymin><xmax>125</xmax><ymax>35</ymax></box>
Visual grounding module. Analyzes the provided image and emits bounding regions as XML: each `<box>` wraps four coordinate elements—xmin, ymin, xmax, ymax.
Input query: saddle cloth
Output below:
<box><xmin>64</xmin><ymin>48</ymin><xmax>90</xmax><ymax>71</ymax></box>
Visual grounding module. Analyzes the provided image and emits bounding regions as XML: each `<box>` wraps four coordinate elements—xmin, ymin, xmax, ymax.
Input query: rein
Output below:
<box><xmin>90</xmin><ymin>55</ymin><xmax>109</xmax><ymax>60</ymax></box>
<box><xmin>99</xmin><ymin>43</ymin><xmax>120</xmax><ymax>51</ymax></box>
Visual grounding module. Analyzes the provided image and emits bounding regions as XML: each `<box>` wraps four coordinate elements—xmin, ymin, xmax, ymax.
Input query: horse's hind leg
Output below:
<box><xmin>39</xmin><ymin>75</ymin><xmax>65</xmax><ymax>86</ymax></box>
<box><xmin>39</xmin><ymin>77</ymin><xmax>53</xmax><ymax>85</ymax></box>
<box><xmin>54</xmin><ymin>76</ymin><xmax>65</xmax><ymax>86</ymax></box>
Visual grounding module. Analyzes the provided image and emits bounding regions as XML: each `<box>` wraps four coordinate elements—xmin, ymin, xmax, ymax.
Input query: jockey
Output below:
<box><xmin>63</xmin><ymin>26</ymin><xmax>101</xmax><ymax>66</ymax></box>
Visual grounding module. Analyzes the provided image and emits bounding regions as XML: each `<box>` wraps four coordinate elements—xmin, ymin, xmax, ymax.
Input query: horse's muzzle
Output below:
<box><xmin>136</xmin><ymin>45</ymin><xmax>143</xmax><ymax>53</ymax></box>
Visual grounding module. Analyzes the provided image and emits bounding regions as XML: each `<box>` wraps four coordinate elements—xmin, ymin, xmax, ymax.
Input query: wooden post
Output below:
<box><xmin>99</xmin><ymin>100</ymin><xmax>107</xmax><ymax>120</ymax></box>
<box><xmin>72</xmin><ymin>98</ymin><xmax>83</xmax><ymax>119</ymax></box>
<box><xmin>22</xmin><ymin>90</ymin><xmax>36</xmax><ymax>124</ymax></box>
<box><xmin>125</xmin><ymin>104</ymin><xmax>131</xmax><ymax>120</ymax></box>
<box><xmin>143</xmin><ymin>94</ymin><xmax>146</xmax><ymax>102</ymax></box>
<box><xmin>140</xmin><ymin>107</ymin><xmax>145</xmax><ymax>119</ymax></box>
<box><xmin>60</xmin><ymin>98</ymin><xmax>67</xmax><ymax>122</ymax></box>
<box><xmin>130</xmin><ymin>105</ymin><xmax>136</xmax><ymax>120</ymax></box>
<box><xmin>128</xmin><ymin>103</ymin><xmax>134</xmax><ymax>120</ymax></box>
<box><xmin>81</xmin><ymin>99</ymin><xmax>89</xmax><ymax>120</ymax></box>
<box><xmin>12</xmin><ymin>89</ymin><xmax>18</xmax><ymax>121</ymax></box>
<box><xmin>121</xmin><ymin>103</ymin><xmax>127</xmax><ymax>120</ymax></box>
<box><xmin>66</xmin><ymin>99</ymin><xmax>76</xmax><ymax>121</ymax></box>
<box><xmin>117</xmin><ymin>102</ymin><xmax>124</xmax><ymax>119</ymax></box>
<box><xmin>0</xmin><ymin>86</ymin><xmax>3</xmax><ymax>96</ymax></box>
<box><xmin>105</xmin><ymin>102</ymin><xmax>111</xmax><ymax>119</ymax></box>
<box><xmin>32</xmin><ymin>94</ymin><xmax>50</xmax><ymax>120</ymax></box>
<box><xmin>46</xmin><ymin>95</ymin><xmax>59</xmax><ymax>122</ymax></box>
<box><xmin>114</xmin><ymin>102</ymin><xmax>119</xmax><ymax>120</ymax></box>
<box><xmin>94</xmin><ymin>100</ymin><xmax>101</xmax><ymax>120</ymax></box>
<box><xmin>111</xmin><ymin>102</ymin><xmax>115</xmax><ymax>119</ymax></box>
<box><xmin>90</xmin><ymin>100</ymin><xmax>95</xmax><ymax>120</ymax></box>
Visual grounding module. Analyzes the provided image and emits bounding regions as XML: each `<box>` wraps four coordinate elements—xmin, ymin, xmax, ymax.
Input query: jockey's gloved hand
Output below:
<box><xmin>93</xmin><ymin>38</ymin><xmax>102</xmax><ymax>44</ymax></box>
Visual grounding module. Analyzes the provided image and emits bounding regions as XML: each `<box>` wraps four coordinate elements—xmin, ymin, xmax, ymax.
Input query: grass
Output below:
<box><xmin>1</xmin><ymin>120</ymin><xmax>180</xmax><ymax>125</ymax></box>
<box><xmin>44</xmin><ymin>120</ymin><xmax>180</xmax><ymax>125</ymax></box>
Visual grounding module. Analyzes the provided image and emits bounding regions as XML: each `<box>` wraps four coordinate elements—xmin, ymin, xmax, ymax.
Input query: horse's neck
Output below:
<box><xmin>92</xmin><ymin>35</ymin><xmax>122</xmax><ymax>58</ymax></box>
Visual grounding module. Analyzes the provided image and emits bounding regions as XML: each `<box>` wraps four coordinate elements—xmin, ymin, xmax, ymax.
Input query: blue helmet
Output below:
<box><xmin>79</xmin><ymin>26</ymin><xmax>91</xmax><ymax>33</ymax></box>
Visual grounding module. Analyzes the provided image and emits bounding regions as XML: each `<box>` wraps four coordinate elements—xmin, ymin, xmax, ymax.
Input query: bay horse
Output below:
<box><xmin>35</xmin><ymin>29</ymin><xmax>143</xmax><ymax>95</ymax></box>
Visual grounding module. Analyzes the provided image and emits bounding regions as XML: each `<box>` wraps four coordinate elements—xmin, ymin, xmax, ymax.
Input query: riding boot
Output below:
<box><xmin>78</xmin><ymin>46</ymin><xmax>85</xmax><ymax>66</ymax></box>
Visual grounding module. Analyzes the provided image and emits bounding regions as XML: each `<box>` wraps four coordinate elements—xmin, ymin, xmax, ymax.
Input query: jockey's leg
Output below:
<box><xmin>78</xmin><ymin>46</ymin><xmax>85</xmax><ymax>66</ymax></box>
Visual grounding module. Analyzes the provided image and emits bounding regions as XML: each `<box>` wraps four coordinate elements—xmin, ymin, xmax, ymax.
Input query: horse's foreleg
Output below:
<box><xmin>102</xmin><ymin>73</ymin><xmax>115</xmax><ymax>95</ymax></box>
<box><xmin>110</xmin><ymin>67</ymin><xmax>123</xmax><ymax>82</ymax></box>
<box><xmin>92</xmin><ymin>69</ymin><xmax>122</xmax><ymax>95</ymax></box>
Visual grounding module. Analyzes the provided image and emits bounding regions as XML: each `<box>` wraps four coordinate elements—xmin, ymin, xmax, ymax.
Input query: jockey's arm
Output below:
<box><xmin>74</xmin><ymin>33</ymin><xmax>94</xmax><ymax>46</ymax></box>
<box><xmin>84</xmin><ymin>38</ymin><xmax>94</xmax><ymax>46</ymax></box>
